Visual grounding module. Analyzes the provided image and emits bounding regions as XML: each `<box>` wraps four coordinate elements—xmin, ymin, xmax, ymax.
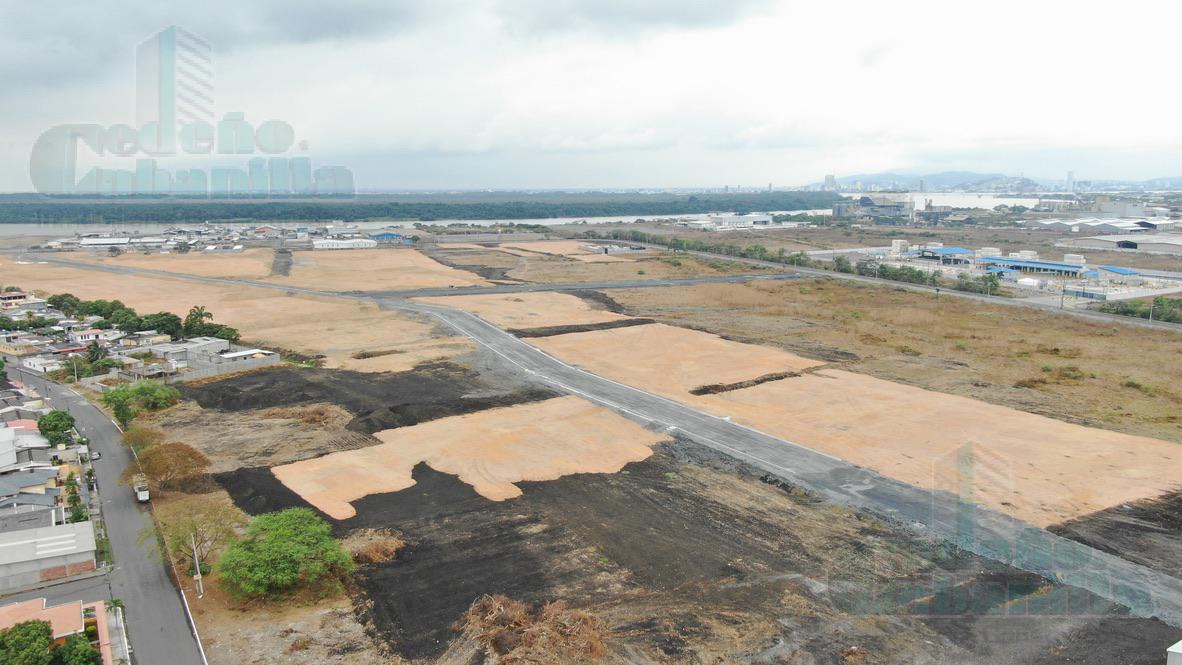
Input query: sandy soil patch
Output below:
<box><xmin>272</xmin><ymin>396</ymin><xmax>666</xmax><ymax>519</ymax></box>
<box><xmin>70</xmin><ymin>248</ymin><xmax>275</xmax><ymax>279</ymax></box>
<box><xmin>611</xmin><ymin>279</ymin><xmax>1182</xmax><ymax>444</ymax></box>
<box><xmin>531</xmin><ymin>323</ymin><xmax>825</xmax><ymax>397</ymax></box>
<box><xmin>0</xmin><ymin>257</ymin><xmax>472</xmax><ymax>372</ymax></box>
<box><xmin>697</xmin><ymin>369</ymin><xmax>1182</xmax><ymax>526</ymax></box>
<box><xmin>528</xmin><ymin>313</ymin><xmax>1182</xmax><ymax>526</ymax></box>
<box><xmin>265</xmin><ymin>248</ymin><xmax>489</xmax><ymax>291</ymax></box>
<box><xmin>498</xmin><ymin>240</ymin><xmax>637</xmax><ymax>262</ymax></box>
<box><xmin>570</xmin><ymin>253</ymin><xmax>633</xmax><ymax>263</ymax></box>
<box><xmin>415</xmin><ymin>292</ymin><xmax>629</xmax><ymax>328</ymax></box>
<box><xmin>434</xmin><ymin>242</ymin><xmax>490</xmax><ymax>250</ymax></box>
<box><xmin>500</xmin><ymin>240</ymin><xmax>602</xmax><ymax>256</ymax></box>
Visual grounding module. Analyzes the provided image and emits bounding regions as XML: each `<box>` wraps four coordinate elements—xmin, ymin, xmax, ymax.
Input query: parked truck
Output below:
<box><xmin>132</xmin><ymin>474</ymin><xmax>150</xmax><ymax>503</ymax></box>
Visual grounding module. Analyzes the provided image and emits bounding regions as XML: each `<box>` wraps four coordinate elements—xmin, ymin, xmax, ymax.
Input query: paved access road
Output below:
<box><xmin>393</xmin><ymin>299</ymin><xmax>1182</xmax><ymax>626</ymax></box>
<box><xmin>7</xmin><ymin>368</ymin><xmax>206</xmax><ymax>665</ymax></box>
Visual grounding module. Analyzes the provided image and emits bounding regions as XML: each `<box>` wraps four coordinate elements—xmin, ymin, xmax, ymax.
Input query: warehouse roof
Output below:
<box><xmin>1097</xmin><ymin>265</ymin><xmax>1140</xmax><ymax>275</ymax></box>
<box><xmin>978</xmin><ymin>257</ymin><xmax>1090</xmax><ymax>272</ymax></box>
<box><xmin>1077</xmin><ymin>233</ymin><xmax>1182</xmax><ymax>246</ymax></box>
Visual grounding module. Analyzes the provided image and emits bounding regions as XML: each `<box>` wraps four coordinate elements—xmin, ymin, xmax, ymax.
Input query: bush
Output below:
<box><xmin>217</xmin><ymin>508</ymin><xmax>354</xmax><ymax>600</ymax></box>
<box><xmin>101</xmin><ymin>381</ymin><xmax>180</xmax><ymax>427</ymax></box>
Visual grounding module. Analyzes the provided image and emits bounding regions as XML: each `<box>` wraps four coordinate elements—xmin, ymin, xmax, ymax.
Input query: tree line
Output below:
<box><xmin>0</xmin><ymin>192</ymin><xmax>841</xmax><ymax>224</ymax></box>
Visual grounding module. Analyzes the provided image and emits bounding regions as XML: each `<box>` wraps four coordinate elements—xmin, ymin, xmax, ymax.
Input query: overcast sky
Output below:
<box><xmin>1</xmin><ymin>0</ymin><xmax>1179</xmax><ymax>192</ymax></box>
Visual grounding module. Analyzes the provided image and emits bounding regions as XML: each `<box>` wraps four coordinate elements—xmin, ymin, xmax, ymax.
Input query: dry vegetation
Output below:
<box><xmin>431</xmin><ymin>245</ymin><xmax>762</xmax><ymax>283</ymax></box>
<box><xmin>457</xmin><ymin>595</ymin><xmax>607</xmax><ymax>665</ymax></box>
<box><xmin>342</xmin><ymin>528</ymin><xmax>405</xmax><ymax>565</ymax></box>
<box><xmin>567</xmin><ymin>222</ymin><xmax>1182</xmax><ymax>272</ymax></box>
<box><xmin>266</xmin><ymin>247</ymin><xmax>490</xmax><ymax>290</ymax></box>
<box><xmin>72</xmin><ymin>248</ymin><xmax>275</xmax><ymax>278</ymax></box>
<box><xmin>611</xmin><ymin>277</ymin><xmax>1182</xmax><ymax>444</ymax></box>
<box><xmin>143</xmin><ymin>401</ymin><xmax>370</xmax><ymax>473</ymax></box>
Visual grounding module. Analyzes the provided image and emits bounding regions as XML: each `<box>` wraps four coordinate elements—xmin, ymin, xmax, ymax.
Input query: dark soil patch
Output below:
<box><xmin>270</xmin><ymin>248</ymin><xmax>292</xmax><ymax>276</ymax></box>
<box><xmin>1026</xmin><ymin>615</ymin><xmax>1182</xmax><ymax>665</ymax></box>
<box><xmin>213</xmin><ymin>441</ymin><xmax>1173</xmax><ymax>663</ymax></box>
<box><xmin>567</xmin><ymin>289</ymin><xmax>626</xmax><ymax>313</ymax></box>
<box><xmin>690</xmin><ymin>370</ymin><xmax>801</xmax><ymax>395</ymax></box>
<box><xmin>508</xmin><ymin>317</ymin><xmax>654</xmax><ymax>338</ymax></box>
<box><xmin>215</xmin><ymin>466</ymin><xmax>315</xmax><ymax>517</ymax></box>
<box><xmin>1049</xmin><ymin>490</ymin><xmax>1182</xmax><ymax>578</ymax></box>
<box><xmin>423</xmin><ymin>247</ymin><xmax>517</xmax><ymax>281</ymax></box>
<box><xmin>180</xmin><ymin>362</ymin><xmax>558</xmax><ymax>434</ymax></box>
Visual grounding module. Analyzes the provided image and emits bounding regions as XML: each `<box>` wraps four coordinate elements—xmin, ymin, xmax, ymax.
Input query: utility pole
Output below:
<box><xmin>191</xmin><ymin>532</ymin><xmax>204</xmax><ymax>597</ymax></box>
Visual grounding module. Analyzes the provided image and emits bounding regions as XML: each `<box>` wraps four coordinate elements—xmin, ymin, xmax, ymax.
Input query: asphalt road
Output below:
<box><xmin>391</xmin><ymin>299</ymin><xmax>1182</xmax><ymax>626</ymax></box>
<box><xmin>8</xmin><ymin>368</ymin><xmax>206</xmax><ymax>665</ymax></box>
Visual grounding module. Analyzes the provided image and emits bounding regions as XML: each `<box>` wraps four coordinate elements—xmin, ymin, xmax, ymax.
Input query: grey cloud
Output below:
<box><xmin>0</xmin><ymin>1</ymin><xmax>432</xmax><ymax>91</ymax></box>
<box><xmin>495</xmin><ymin>0</ymin><xmax>774</xmax><ymax>36</ymax></box>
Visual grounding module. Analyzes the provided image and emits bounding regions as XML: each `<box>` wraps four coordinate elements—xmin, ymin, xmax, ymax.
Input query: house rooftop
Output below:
<box><xmin>0</xmin><ymin>522</ymin><xmax>96</xmax><ymax>568</ymax></box>
<box><xmin>0</xmin><ymin>598</ymin><xmax>84</xmax><ymax>639</ymax></box>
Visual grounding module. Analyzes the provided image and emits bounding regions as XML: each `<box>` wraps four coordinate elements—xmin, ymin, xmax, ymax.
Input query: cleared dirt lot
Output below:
<box><xmin>71</xmin><ymin>248</ymin><xmax>276</xmax><ymax>278</ymax></box>
<box><xmin>428</xmin><ymin>244</ymin><xmax>764</xmax><ymax>284</ymax></box>
<box><xmin>272</xmin><ymin>395</ymin><xmax>666</xmax><ymax>518</ymax></box>
<box><xmin>0</xmin><ymin>256</ymin><xmax>472</xmax><ymax>371</ymax></box>
<box><xmin>266</xmin><ymin>248</ymin><xmax>490</xmax><ymax>291</ymax></box>
<box><xmin>500</xmin><ymin>239</ymin><xmax>636</xmax><ymax>262</ymax></box>
<box><xmin>173</xmin><ymin>360</ymin><xmax>557</xmax><ymax>471</ymax></box>
<box><xmin>530</xmin><ymin>317</ymin><xmax>1182</xmax><ymax>526</ymax></box>
<box><xmin>415</xmin><ymin>292</ymin><xmax>629</xmax><ymax>328</ymax></box>
<box><xmin>220</xmin><ymin>441</ymin><xmax>1180</xmax><ymax>664</ymax></box>
<box><xmin>532</xmin><ymin>322</ymin><xmax>825</xmax><ymax>396</ymax></box>
<box><xmin>698</xmin><ymin>369</ymin><xmax>1181</xmax><ymax>527</ymax></box>
<box><xmin>610</xmin><ymin>278</ymin><xmax>1182</xmax><ymax>443</ymax></box>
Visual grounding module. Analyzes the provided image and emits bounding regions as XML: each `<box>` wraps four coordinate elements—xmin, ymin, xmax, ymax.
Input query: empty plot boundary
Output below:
<box><xmin>508</xmin><ymin>318</ymin><xmax>655</xmax><ymax>338</ymax></box>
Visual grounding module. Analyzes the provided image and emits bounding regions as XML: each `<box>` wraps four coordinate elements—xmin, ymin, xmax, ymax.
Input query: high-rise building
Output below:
<box><xmin>823</xmin><ymin>174</ymin><xmax>837</xmax><ymax>191</ymax></box>
<box><xmin>1066</xmin><ymin>170</ymin><xmax>1075</xmax><ymax>192</ymax></box>
<box><xmin>137</xmin><ymin>26</ymin><xmax>214</xmax><ymax>153</ymax></box>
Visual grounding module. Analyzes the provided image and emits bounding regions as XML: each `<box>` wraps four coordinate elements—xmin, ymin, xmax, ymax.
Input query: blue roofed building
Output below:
<box><xmin>909</xmin><ymin>247</ymin><xmax>975</xmax><ymax>265</ymax></box>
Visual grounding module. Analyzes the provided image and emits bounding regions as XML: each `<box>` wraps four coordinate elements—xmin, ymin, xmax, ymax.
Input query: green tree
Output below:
<box><xmin>0</xmin><ymin>619</ymin><xmax>53</xmax><ymax>665</ymax></box>
<box><xmin>183</xmin><ymin>306</ymin><xmax>213</xmax><ymax>336</ymax></box>
<box><xmin>101</xmin><ymin>381</ymin><xmax>180</xmax><ymax>427</ymax></box>
<box><xmin>217</xmin><ymin>508</ymin><xmax>354</xmax><ymax>599</ymax></box>
<box><xmin>47</xmin><ymin>294</ymin><xmax>82</xmax><ymax>317</ymax></box>
<box><xmin>84</xmin><ymin>341</ymin><xmax>107</xmax><ymax>363</ymax></box>
<box><xmin>51</xmin><ymin>635</ymin><xmax>101</xmax><ymax>665</ymax></box>
<box><xmin>38</xmin><ymin>410</ymin><xmax>76</xmax><ymax>446</ymax></box>
<box><xmin>150</xmin><ymin>495</ymin><xmax>247</xmax><ymax>571</ymax></box>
